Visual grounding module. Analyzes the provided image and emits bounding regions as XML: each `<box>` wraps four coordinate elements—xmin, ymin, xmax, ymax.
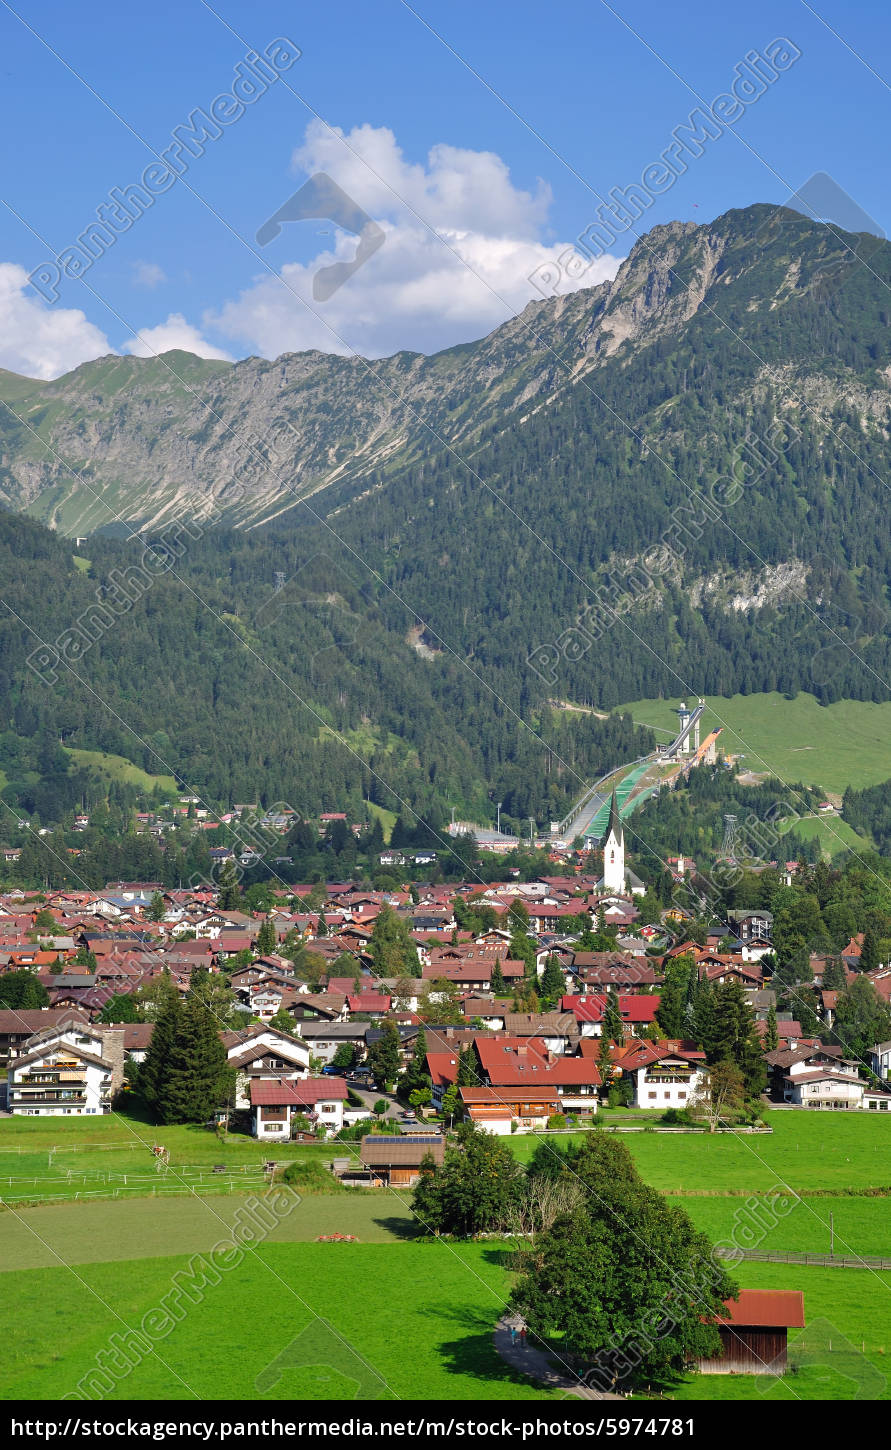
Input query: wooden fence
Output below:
<box><xmin>714</xmin><ymin>1246</ymin><xmax>891</xmax><ymax>1269</ymax></box>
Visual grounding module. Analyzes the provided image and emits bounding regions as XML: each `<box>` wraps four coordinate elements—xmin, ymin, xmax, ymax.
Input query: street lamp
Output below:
<box><xmin>496</xmin><ymin>801</ymin><xmax>502</xmax><ymax>835</ymax></box>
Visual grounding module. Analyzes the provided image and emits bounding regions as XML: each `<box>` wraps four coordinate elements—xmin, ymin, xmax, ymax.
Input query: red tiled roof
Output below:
<box><xmin>250</xmin><ymin>1078</ymin><xmax>348</xmax><ymax>1106</ymax></box>
<box><xmin>562</xmin><ymin>994</ymin><xmax>660</xmax><ymax>1023</ymax></box>
<box><xmin>717</xmin><ymin>1290</ymin><xmax>805</xmax><ymax>1329</ymax></box>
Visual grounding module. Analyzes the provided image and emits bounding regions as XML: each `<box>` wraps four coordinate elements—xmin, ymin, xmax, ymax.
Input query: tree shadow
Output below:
<box><xmin>372</xmin><ymin>1215</ymin><xmax>423</xmax><ymax>1240</ymax></box>
<box><xmin>437</xmin><ymin>1328</ymin><xmax>541</xmax><ymax>1388</ymax></box>
<box><xmin>479</xmin><ymin>1245</ymin><xmax>522</xmax><ymax>1270</ymax></box>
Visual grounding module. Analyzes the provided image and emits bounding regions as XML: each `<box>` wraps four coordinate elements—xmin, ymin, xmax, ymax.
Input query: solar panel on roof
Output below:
<box><xmin>369</xmin><ymin>1134</ymin><xmax>444</xmax><ymax>1145</ymax></box>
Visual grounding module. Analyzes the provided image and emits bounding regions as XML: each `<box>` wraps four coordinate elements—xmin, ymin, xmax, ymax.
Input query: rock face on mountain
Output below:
<box><xmin>2</xmin><ymin>203</ymin><xmax>888</xmax><ymax>536</ymax></box>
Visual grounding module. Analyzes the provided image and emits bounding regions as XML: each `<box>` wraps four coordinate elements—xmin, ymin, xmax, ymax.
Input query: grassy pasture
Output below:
<box><xmin>508</xmin><ymin>1111</ymin><xmax>891</xmax><ymax>1194</ymax></box>
<box><xmin>0</xmin><ymin>1243</ymin><xmax>552</xmax><ymax>1402</ymax></box>
<box><xmin>616</xmin><ymin>691</ymin><xmax>891</xmax><ymax>795</ymax></box>
<box><xmin>3</xmin><ymin>1109</ymin><xmax>890</xmax><ymax>1401</ymax></box>
<box><xmin>0</xmin><ymin>1193</ymin><xmax>419</xmax><ymax>1272</ymax></box>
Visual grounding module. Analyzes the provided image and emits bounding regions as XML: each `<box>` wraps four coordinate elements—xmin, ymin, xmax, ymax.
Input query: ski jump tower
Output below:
<box><xmin>662</xmin><ymin>698</ymin><xmax>705</xmax><ymax>760</ymax></box>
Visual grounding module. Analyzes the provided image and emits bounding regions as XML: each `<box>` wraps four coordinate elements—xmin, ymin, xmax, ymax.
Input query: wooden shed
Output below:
<box><xmin>699</xmin><ymin>1289</ymin><xmax>805</xmax><ymax>1375</ymax></box>
<box><xmin>358</xmin><ymin>1134</ymin><xmax>445</xmax><ymax>1187</ymax></box>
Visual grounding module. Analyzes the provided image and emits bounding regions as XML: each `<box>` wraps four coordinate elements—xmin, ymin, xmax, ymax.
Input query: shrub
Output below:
<box><xmin>547</xmin><ymin>1114</ymin><xmax>568</xmax><ymax>1130</ymax></box>
<box><xmin>281</xmin><ymin>1159</ymin><xmax>341</xmax><ymax>1192</ymax></box>
<box><xmin>373</xmin><ymin>1099</ymin><xmax>389</xmax><ymax>1116</ymax></box>
<box><xmin>661</xmin><ymin>1107</ymin><xmax>694</xmax><ymax>1126</ymax></box>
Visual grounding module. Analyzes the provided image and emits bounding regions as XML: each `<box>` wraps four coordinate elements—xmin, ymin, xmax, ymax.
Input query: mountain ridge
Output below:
<box><xmin>3</xmin><ymin>202</ymin><xmax>887</xmax><ymax>535</ymax></box>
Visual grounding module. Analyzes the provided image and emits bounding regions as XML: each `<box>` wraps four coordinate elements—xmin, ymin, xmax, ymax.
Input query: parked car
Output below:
<box><xmin>321</xmin><ymin>1065</ymin><xmax>343</xmax><ymax>1076</ymax></box>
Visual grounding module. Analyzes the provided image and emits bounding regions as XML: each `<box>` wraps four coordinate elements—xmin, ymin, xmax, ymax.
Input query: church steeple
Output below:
<box><xmin>600</xmin><ymin>789</ymin><xmax>625</xmax><ymax>893</ymax></box>
<box><xmin>602</xmin><ymin>788</ymin><xmax>623</xmax><ymax>851</ymax></box>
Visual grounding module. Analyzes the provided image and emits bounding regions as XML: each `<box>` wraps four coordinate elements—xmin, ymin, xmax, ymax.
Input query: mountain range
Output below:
<box><xmin>1</xmin><ymin>202</ymin><xmax>891</xmax><ymax>829</ymax></box>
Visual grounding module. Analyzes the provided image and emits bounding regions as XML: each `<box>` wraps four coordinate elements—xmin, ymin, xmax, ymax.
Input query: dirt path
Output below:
<box><xmin>492</xmin><ymin>1315</ymin><xmax>623</xmax><ymax>1399</ymax></box>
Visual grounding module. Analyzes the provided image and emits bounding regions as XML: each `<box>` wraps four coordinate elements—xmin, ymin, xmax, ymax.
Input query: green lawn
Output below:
<box><xmin>681</xmin><ymin>1194</ymin><xmax>891</xmax><ymax>1258</ymax></box>
<box><xmin>616</xmin><ymin>691</ymin><xmax>891</xmax><ymax>795</ymax></box>
<box><xmin>0</xmin><ymin>1193</ymin><xmax>418</xmax><ymax>1272</ymax></box>
<box><xmin>4</xmin><ymin>1110</ymin><xmax>891</xmax><ymax>1401</ymax></box>
<box><xmin>62</xmin><ymin>747</ymin><xmax>178</xmax><ymax>796</ymax></box>
<box><xmin>0</xmin><ymin>1109</ymin><xmax>343</xmax><ymax>1204</ymax></box>
<box><xmin>0</xmin><ymin>1243</ymin><xmax>553</xmax><ymax>1402</ymax></box>
<box><xmin>789</xmin><ymin>815</ymin><xmax>871</xmax><ymax>857</ymax></box>
<box><xmin>509</xmin><ymin>1111</ymin><xmax>891</xmax><ymax>1193</ymax></box>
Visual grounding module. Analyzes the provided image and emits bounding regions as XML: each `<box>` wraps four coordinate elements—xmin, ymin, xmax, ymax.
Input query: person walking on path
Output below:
<box><xmin>519</xmin><ymin>1325</ymin><xmax>527</xmax><ymax>1348</ymax></box>
<box><xmin>509</xmin><ymin>1325</ymin><xmax>517</xmax><ymax>1347</ymax></box>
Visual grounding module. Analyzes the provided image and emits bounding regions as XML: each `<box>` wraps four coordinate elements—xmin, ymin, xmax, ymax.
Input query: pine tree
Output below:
<box><xmin>158</xmin><ymin>994</ymin><xmax>233</xmax><ymax>1124</ymax></box>
<box><xmin>402</xmin><ymin>1026</ymin><xmax>429</xmax><ymax>1095</ymax></box>
<box><xmin>490</xmin><ymin>956</ymin><xmax>507</xmax><ymax>995</ymax></box>
<box><xmin>456</xmin><ymin>1046</ymin><xmax>479</xmax><ymax>1087</ymax></box>
<box><xmin>765</xmin><ymin>1003</ymin><xmax>779</xmax><ymax>1051</ymax></box>
<box><xmin>148</xmin><ymin>891</ymin><xmax>166</xmax><ymax>922</ymax></box>
<box><xmin>139</xmin><ymin>973</ymin><xmax>182</xmax><ymax>1116</ymax></box>
<box><xmin>860</xmin><ymin>928</ymin><xmax>880</xmax><ymax>975</ymax></box>
<box><xmin>539</xmin><ymin>954</ymin><xmax>566</xmax><ymax>1007</ymax></box>
<box><xmin>367</xmin><ymin>1019</ymin><xmax>401</xmax><ymax>1090</ymax></box>
<box><xmin>316</xmin><ymin>909</ymin><xmax>329</xmax><ymax>938</ymax></box>
<box><xmin>709</xmin><ymin>979</ymin><xmax>766</xmax><ymax>1099</ymax></box>
<box><xmin>256</xmin><ymin>917</ymin><xmax>277</xmax><ymax>955</ymax></box>
<box><xmin>602</xmin><ymin>986</ymin><xmax>624</xmax><ymax>1047</ymax></box>
<box><xmin>597</xmin><ymin>1030</ymin><xmax>613</xmax><ymax>1096</ymax></box>
<box><xmin>217</xmin><ymin>859</ymin><xmax>241</xmax><ymax>910</ymax></box>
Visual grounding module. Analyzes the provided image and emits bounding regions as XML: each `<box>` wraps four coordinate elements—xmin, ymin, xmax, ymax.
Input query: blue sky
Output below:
<box><xmin>0</xmin><ymin>0</ymin><xmax>888</xmax><ymax>376</ymax></box>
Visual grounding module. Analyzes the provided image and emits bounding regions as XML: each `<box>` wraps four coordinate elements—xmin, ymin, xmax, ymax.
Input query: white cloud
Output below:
<box><xmin>208</xmin><ymin>122</ymin><xmax>621</xmax><ymax>359</ymax></box>
<box><xmin>0</xmin><ymin>263</ymin><xmax>112</xmax><ymax>380</ymax></box>
<box><xmin>123</xmin><ymin>314</ymin><xmax>233</xmax><ymax>361</ymax></box>
<box><xmin>133</xmin><ymin>261</ymin><xmax>167</xmax><ymax>288</ymax></box>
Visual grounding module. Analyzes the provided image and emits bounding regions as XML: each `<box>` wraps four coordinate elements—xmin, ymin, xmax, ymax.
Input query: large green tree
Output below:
<box><xmin>370</xmin><ymin>904</ymin><xmax>419</xmax><ymax>976</ymax></box>
<box><xmin>367</xmin><ymin>1019</ymin><xmax>401</xmax><ymax>1090</ymax></box>
<box><xmin>138</xmin><ymin>973</ymin><xmax>182</xmax><ymax>1116</ymax></box>
<box><xmin>411</xmin><ymin>1123</ymin><xmax>524</xmax><ymax>1234</ymax></box>
<box><xmin>510</xmin><ymin>1134</ymin><xmax>737</xmax><ymax>1391</ymax></box>
<box><xmin>157</xmin><ymin>994</ymin><xmax>234</xmax><ymax>1124</ymax></box>
<box><xmin>708</xmin><ymin>980</ymin><xmax>766</xmax><ymax>1099</ymax></box>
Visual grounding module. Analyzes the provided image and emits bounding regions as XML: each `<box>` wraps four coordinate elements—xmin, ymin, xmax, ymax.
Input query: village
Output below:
<box><xmin>2</xmin><ymin>789</ymin><xmax>890</xmax><ymax>1398</ymax></box>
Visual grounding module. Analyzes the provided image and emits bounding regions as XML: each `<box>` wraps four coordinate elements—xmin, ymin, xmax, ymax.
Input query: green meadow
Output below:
<box><xmin>2</xmin><ymin>1109</ymin><xmax>889</xmax><ymax>1401</ymax></box>
<box><xmin>509</xmin><ymin>1111</ymin><xmax>891</xmax><ymax>1194</ymax></box>
<box><xmin>615</xmin><ymin>691</ymin><xmax>891</xmax><ymax>796</ymax></box>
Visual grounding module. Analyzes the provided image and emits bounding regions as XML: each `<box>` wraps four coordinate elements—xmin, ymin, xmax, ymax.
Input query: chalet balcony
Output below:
<box><xmin>9</xmin><ymin>1090</ymin><xmax>87</xmax><ymax>1104</ymax></box>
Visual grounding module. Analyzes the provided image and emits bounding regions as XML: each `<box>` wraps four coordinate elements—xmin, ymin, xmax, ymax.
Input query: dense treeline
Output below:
<box><xmin>629</xmin><ymin>763</ymin><xmax>827</xmax><ymax>878</ymax></box>
<box><xmin>842</xmin><ymin>778</ymin><xmax>891</xmax><ymax>853</ymax></box>
<box><xmin>0</xmin><ymin>510</ymin><xmax>652</xmax><ymax>833</ymax></box>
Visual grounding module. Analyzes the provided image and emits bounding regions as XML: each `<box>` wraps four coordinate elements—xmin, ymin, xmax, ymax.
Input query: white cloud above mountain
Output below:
<box><xmin>123</xmin><ymin>314</ymin><xmax>232</xmax><ymax>361</ymax></box>
<box><xmin>0</xmin><ymin>124</ymin><xmax>619</xmax><ymax>377</ymax></box>
<box><xmin>207</xmin><ymin>121</ymin><xmax>620</xmax><ymax>359</ymax></box>
<box><xmin>0</xmin><ymin>263</ymin><xmax>111</xmax><ymax>380</ymax></box>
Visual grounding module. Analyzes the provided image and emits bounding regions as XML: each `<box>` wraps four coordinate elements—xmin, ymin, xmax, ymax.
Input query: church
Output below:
<box><xmin>596</xmin><ymin>790</ymin><xmax>646</xmax><ymax>897</ymax></box>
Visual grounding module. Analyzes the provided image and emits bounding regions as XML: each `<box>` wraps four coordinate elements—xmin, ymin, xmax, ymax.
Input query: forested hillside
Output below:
<box><xmin>0</xmin><ymin>512</ymin><xmax>652</xmax><ymax>829</ymax></box>
<box><xmin>3</xmin><ymin>203</ymin><xmax>891</xmax><ymax>833</ymax></box>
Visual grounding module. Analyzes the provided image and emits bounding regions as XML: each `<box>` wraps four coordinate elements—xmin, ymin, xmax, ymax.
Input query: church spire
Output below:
<box><xmin>602</xmin><ymin>788</ymin><xmax>623</xmax><ymax>850</ymax></box>
<box><xmin>600</xmin><ymin>788</ymin><xmax>626</xmax><ymax>894</ymax></box>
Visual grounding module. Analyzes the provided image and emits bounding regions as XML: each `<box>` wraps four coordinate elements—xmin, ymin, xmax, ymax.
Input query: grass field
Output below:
<box><xmin>0</xmin><ymin>1108</ymin><xmax>340</xmax><ymax>1205</ymax></box>
<box><xmin>616</xmin><ymin>691</ymin><xmax>891</xmax><ymax>796</ymax></box>
<box><xmin>0</xmin><ymin>1193</ymin><xmax>419</xmax><ymax>1272</ymax></box>
<box><xmin>0</xmin><ymin>1243</ymin><xmax>552</xmax><ymax>1402</ymax></box>
<box><xmin>509</xmin><ymin>1111</ymin><xmax>891</xmax><ymax>1194</ymax></box>
<box><xmin>3</xmin><ymin>1109</ymin><xmax>889</xmax><ymax>1401</ymax></box>
<box><xmin>62</xmin><ymin>747</ymin><xmax>178</xmax><ymax>796</ymax></box>
<box><xmin>788</xmin><ymin>815</ymin><xmax>870</xmax><ymax>857</ymax></box>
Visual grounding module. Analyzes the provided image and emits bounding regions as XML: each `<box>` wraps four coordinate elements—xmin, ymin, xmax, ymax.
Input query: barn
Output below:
<box><xmin>698</xmin><ymin>1289</ymin><xmax>805</xmax><ymax>1375</ymax></box>
<box><xmin>358</xmin><ymin>1134</ymin><xmax>445</xmax><ymax>1187</ymax></box>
